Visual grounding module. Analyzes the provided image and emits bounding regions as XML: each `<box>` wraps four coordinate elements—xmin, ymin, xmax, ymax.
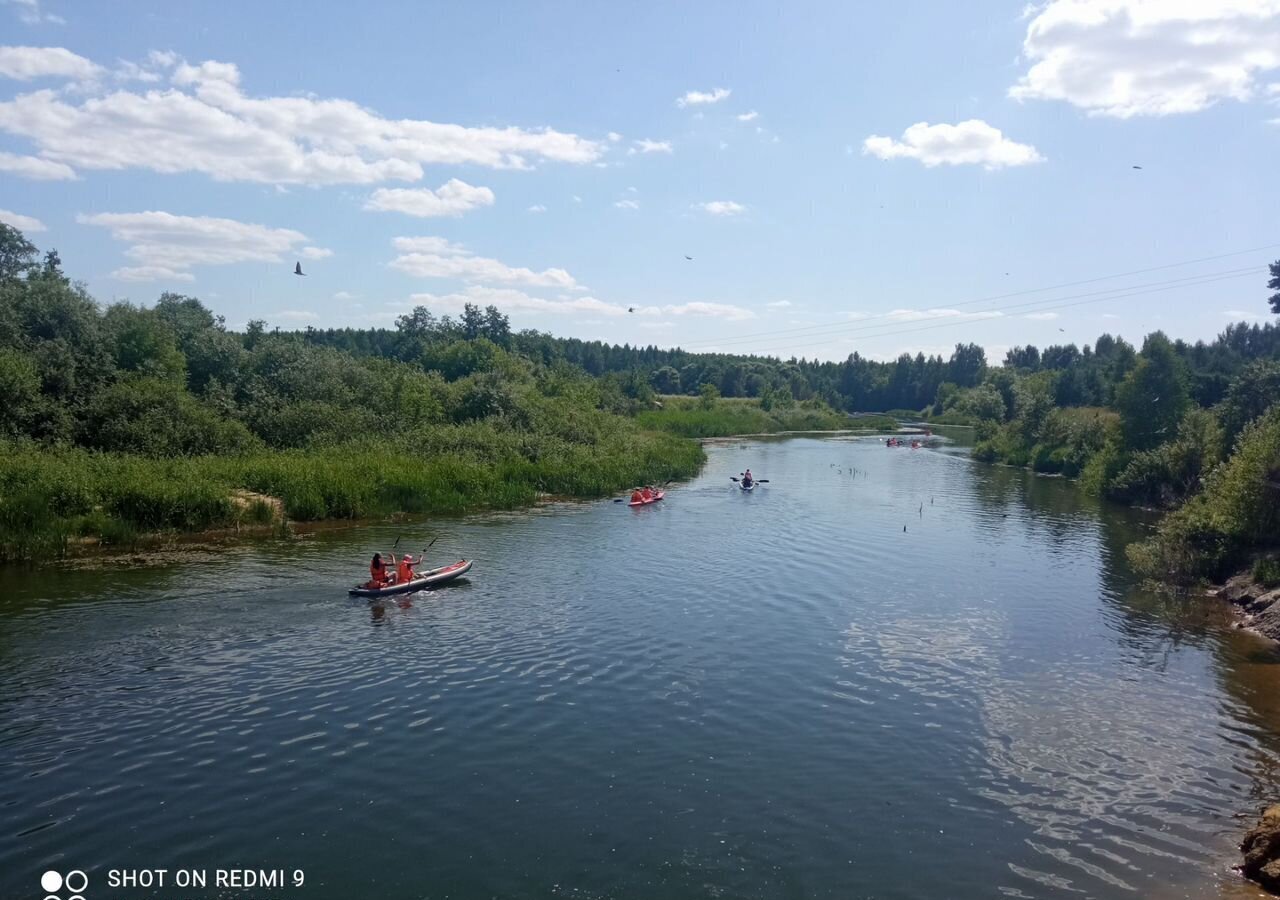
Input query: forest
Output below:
<box><xmin>1</xmin><ymin>222</ymin><xmax>1277</xmax><ymax>583</ymax></box>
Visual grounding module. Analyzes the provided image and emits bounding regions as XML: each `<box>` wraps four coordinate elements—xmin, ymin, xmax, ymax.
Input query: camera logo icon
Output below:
<box><xmin>41</xmin><ymin>869</ymin><xmax>87</xmax><ymax>900</ymax></box>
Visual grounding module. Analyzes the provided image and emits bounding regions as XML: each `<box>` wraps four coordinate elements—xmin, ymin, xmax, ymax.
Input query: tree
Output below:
<box><xmin>650</xmin><ymin>365</ymin><xmax>680</xmax><ymax>394</ymax></box>
<box><xmin>948</xmin><ymin>342</ymin><xmax>987</xmax><ymax>387</ymax></box>
<box><xmin>1218</xmin><ymin>359</ymin><xmax>1280</xmax><ymax>450</ymax></box>
<box><xmin>482</xmin><ymin>305</ymin><xmax>511</xmax><ymax>347</ymax></box>
<box><xmin>0</xmin><ymin>223</ymin><xmax>37</xmax><ymax>283</ymax></box>
<box><xmin>699</xmin><ymin>382</ymin><xmax>720</xmax><ymax>410</ymax></box>
<box><xmin>461</xmin><ymin>303</ymin><xmax>485</xmax><ymax>340</ymax></box>
<box><xmin>1113</xmin><ymin>332</ymin><xmax>1189</xmax><ymax>451</ymax></box>
<box><xmin>1269</xmin><ymin>258</ymin><xmax>1280</xmax><ymax>315</ymax></box>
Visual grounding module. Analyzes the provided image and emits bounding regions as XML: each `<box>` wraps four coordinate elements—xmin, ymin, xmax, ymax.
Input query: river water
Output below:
<box><xmin>3</xmin><ymin>433</ymin><xmax>1280</xmax><ymax>900</ymax></box>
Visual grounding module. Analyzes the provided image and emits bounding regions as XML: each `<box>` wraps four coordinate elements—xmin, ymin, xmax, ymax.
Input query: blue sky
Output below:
<box><xmin>1</xmin><ymin>0</ymin><xmax>1277</xmax><ymax>361</ymax></box>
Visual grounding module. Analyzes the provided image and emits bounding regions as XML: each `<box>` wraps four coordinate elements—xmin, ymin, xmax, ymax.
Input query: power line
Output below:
<box><xmin>673</xmin><ymin>241</ymin><xmax>1280</xmax><ymax>351</ymax></box>
<box><xmin>737</xmin><ymin>268</ymin><xmax>1261</xmax><ymax>359</ymax></box>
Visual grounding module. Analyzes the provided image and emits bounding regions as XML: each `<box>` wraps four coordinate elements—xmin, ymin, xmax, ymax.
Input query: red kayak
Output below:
<box><xmin>628</xmin><ymin>491</ymin><xmax>665</xmax><ymax>507</ymax></box>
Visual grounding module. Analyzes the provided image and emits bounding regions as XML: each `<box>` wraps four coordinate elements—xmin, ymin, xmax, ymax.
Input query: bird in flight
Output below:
<box><xmin>1058</xmin><ymin>327</ymin><xmax>1066</xmax><ymax>332</ymax></box>
<box><xmin>294</xmin><ymin>262</ymin><xmax>306</xmax><ymax>276</ymax></box>
<box><xmin>628</xmin><ymin>307</ymin><xmax>635</xmax><ymax>313</ymax></box>
<box><xmin>684</xmin><ymin>255</ymin><xmax>693</xmax><ymax>261</ymax></box>
<box><xmin>1132</xmin><ymin>165</ymin><xmax>1143</xmax><ymax>170</ymax></box>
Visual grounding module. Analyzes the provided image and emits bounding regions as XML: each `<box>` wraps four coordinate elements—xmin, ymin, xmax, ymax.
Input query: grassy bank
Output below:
<box><xmin>635</xmin><ymin>396</ymin><xmax>895</xmax><ymax>438</ymax></box>
<box><xmin>0</xmin><ymin>427</ymin><xmax>704</xmax><ymax>562</ymax></box>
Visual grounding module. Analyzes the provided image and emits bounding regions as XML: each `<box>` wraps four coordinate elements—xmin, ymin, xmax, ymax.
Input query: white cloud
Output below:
<box><xmin>273</xmin><ymin>309</ymin><xmax>318</xmax><ymax>321</ymax></box>
<box><xmin>404</xmin><ymin>286</ymin><xmax>754</xmax><ymax>322</ymax></box>
<box><xmin>571</xmin><ymin>195</ymin><xmax>582</xmax><ymax>203</ymax></box>
<box><xmin>332</xmin><ymin>291</ymin><xmax>357</xmax><ymax>301</ymax></box>
<box><xmin>113</xmin><ymin>265</ymin><xmax>195</xmax><ymax>282</ymax></box>
<box><xmin>0</xmin><ymin>51</ymin><xmax>602</xmax><ymax>185</ymax></box>
<box><xmin>885</xmin><ymin>308</ymin><xmax>1004</xmax><ymax>322</ymax></box>
<box><xmin>365</xmin><ymin>179</ymin><xmax>495</xmax><ymax>217</ymax></box>
<box><xmin>697</xmin><ymin>200</ymin><xmax>747</xmax><ymax>216</ymax></box>
<box><xmin>863</xmin><ymin>120</ymin><xmax>1044</xmax><ymax>169</ymax></box>
<box><xmin>607</xmin><ymin>131</ymin><xmax>622</xmax><ymax>142</ymax></box>
<box><xmin>630</xmin><ymin>138</ymin><xmax>673</xmax><ymax>154</ymax></box>
<box><xmin>1011</xmin><ymin>0</ymin><xmax>1280</xmax><ymax>117</ymax></box>
<box><xmin>2</xmin><ymin>1</ymin><xmax>64</xmax><ymax>25</ymax></box>
<box><xmin>614</xmin><ymin>199</ymin><xmax>639</xmax><ymax>210</ymax></box>
<box><xmin>390</xmin><ymin>236</ymin><xmax>580</xmax><ymax>290</ymax></box>
<box><xmin>737</xmin><ymin>110</ymin><xmax>759</xmax><ymax>122</ymax></box>
<box><xmin>1224</xmin><ymin>308</ymin><xmax>1265</xmax><ymax>320</ymax></box>
<box><xmin>527</xmin><ymin>204</ymin><xmax>547</xmax><ymax>213</ymax></box>
<box><xmin>78</xmin><ymin>209</ymin><xmax>313</xmax><ymax>280</ymax></box>
<box><xmin>676</xmin><ymin>87</ymin><xmax>731</xmax><ymax>108</ymax></box>
<box><xmin>0</xmin><ymin>148</ymin><xmax>73</xmax><ymax>179</ymax></box>
<box><xmin>766</xmin><ymin>300</ymin><xmax>792</xmax><ymax>308</ymax></box>
<box><xmin>1025</xmin><ymin>311</ymin><xmax>1059</xmax><ymax>320</ymax></box>
<box><xmin>300</xmin><ymin>246</ymin><xmax>331</xmax><ymax>259</ymax></box>
<box><xmin>0</xmin><ymin>46</ymin><xmax>96</xmax><ymax>80</ymax></box>
<box><xmin>0</xmin><ymin>207</ymin><xmax>46</xmax><ymax>231</ymax></box>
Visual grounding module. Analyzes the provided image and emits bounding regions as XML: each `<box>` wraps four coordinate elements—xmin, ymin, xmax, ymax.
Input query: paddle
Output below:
<box><xmin>731</xmin><ymin>475</ymin><xmax>770</xmax><ymax>484</ymax></box>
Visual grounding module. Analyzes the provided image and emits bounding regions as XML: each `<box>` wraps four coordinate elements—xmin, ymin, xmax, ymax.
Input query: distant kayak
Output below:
<box><xmin>349</xmin><ymin>559</ymin><xmax>473</xmax><ymax>598</ymax></box>
<box><xmin>739</xmin><ymin>481</ymin><xmax>755</xmax><ymax>492</ymax></box>
<box><xmin>628</xmin><ymin>491</ymin><xmax>665</xmax><ymax>507</ymax></box>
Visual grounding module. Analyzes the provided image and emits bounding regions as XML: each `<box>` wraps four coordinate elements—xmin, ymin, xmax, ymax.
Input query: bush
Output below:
<box><xmin>1254</xmin><ymin>558</ymin><xmax>1280</xmax><ymax>589</ymax></box>
<box><xmin>81</xmin><ymin>377</ymin><xmax>259</xmax><ymax>456</ymax></box>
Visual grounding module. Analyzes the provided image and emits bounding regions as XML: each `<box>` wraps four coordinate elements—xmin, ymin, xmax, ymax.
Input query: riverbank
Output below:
<box><xmin>635</xmin><ymin>396</ymin><xmax>896</xmax><ymax>438</ymax></box>
<box><xmin>0</xmin><ymin>428</ymin><xmax>705</xmax><ymax>563</ymax></box>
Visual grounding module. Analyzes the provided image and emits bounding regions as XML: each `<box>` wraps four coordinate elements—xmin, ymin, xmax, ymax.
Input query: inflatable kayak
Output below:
<box><xmin>349</xmin><ymin>559</ymin><xmax>473</xmax><ymax>598</ymax></box>
<box><xmin>739</xmin><ymin>481</ymin><xmax>755</xmax><ymax>492</ymax></box>
<box><xmin>628</xmin><ymin>491</ymin><xmax>665</xmax><ymax>507</ymax></box>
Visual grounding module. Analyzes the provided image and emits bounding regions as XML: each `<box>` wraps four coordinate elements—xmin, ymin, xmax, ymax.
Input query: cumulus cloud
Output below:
<box><xmin>614</xmin><ymin>199</ymin><xmax>639</xmax><ymax>210</ymax></box>
<box><xmin>630</xmin><ymin>138</ymin><xmax>673</xmax><ymax>154</ymax></box>
<box><xmin>527</xmin><ymin>204</ymin><xmax>546</xmax><ymax>213</ymax></box>
<box><xmin>863</xmin><ymin>120</ymin><xmax>1044</xmax><ymax>169</ymax></box>
<box><xmin>0</xmin><ymin>207</ymin><xmax>46</xmax><ymax>232</ymax></box>
<box><xmin>0</xmin><ymin>46</ymin><xmax>96</xmax><ymax>80</ymax></box>
<box><xmin>697</xmin><ymin>200</ymin><xmax>747</xmax><ymax>216</ymax></box>
<box><xmin>365</xmin><ymin>179</ymin><xmax>495</xmax><ymax>217</ymax></box>
<box><xmin>0</xmin><ymin>149</ymin><xmax>74</xmax><ymax>179</ymax></box>
<box><xmin>2</xmin><ymin>1</ymin><xmax>65</xmax><ymax>25</ymax></box>
<box><xmin>390</xmin><ymin>236</ymin><xmax>580</xmax><ymax>290</ymax></box>
<box><xmin>676</xmin><ymin>87</ymin><xmax>731</xmax><ymax>107</ymax></box>
<box><xmin>1010</xmin><ymin>0</ymin><xmax>1280</xmax><ymax>117</ymax></box>
<box><xmin>737</xmin><ymin>110</ymin><xmax>759</xmax><ymax>122</ymax></box>
<box><xmin>300</xmin><ymin>246</ymin><xmax>332</xmax><ymax>259</ymax></box>
<box><xmin>273</xmin><ymin>309</ymin><xmax>318</xmax><ymax>321</ymax></box>
<box><xmin>0</xmin><ymin>49</ymin><xmax>603</xmax><ymax>185</ymax></box>
<box><xmin>77</xmin><ymin>209</ymin><xmax>314</xmax><ymax>280</ymax></box>
<box><xmin>1025</xmin><ymin>311</ymin><xmax>1059</xmax><ymax>320</ymax></box>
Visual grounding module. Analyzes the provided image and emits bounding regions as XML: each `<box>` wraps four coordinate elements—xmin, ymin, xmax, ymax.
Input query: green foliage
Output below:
<box><xmin>80</xmin><ymin>377</ymin><xmax>259</xmax><ymax>456</ymax></box>
<box><xmin>636</xmin><ymin>396</ymin><xmax>885</xmax><ymax>438</ymax></box>
<box><xmin>698</xmin><ymin>382</ymin><xmax>720</xmax><ymax>410</ymax></box>
<box><xmin>1107</xmin><ymin>408</ymin><xmax>1223</xmax><ymax>506</ymax></box>
<box><xmin>1218</xmin><ymin>360</ymin><xmax>1280</xmax><ymax>451</ymax></box>
<box><xmin>1128</xmin><ymin>406</ymin><xmax>1280</xmax><ymax>583</ymax></box>
<box><xmin>1114</xmin><ymin>332</ymin><xmax>1189</xmax><ymax>452</ymax></box>
<box><xmin>1254</xmin><ymin>558</ymin><xmax>1280</xmax><ymax>589</ymax></box>
<box><xmin>1269</xmin><ymin>258</ymin><xmax>1280</xmax><ymax>315</ymax></box>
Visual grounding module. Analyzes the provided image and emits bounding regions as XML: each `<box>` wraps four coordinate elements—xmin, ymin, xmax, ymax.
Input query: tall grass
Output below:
<box><xmin>636</xmin><ymin>397</ymin><xmax>894</xmax><ymax>438</ymax></box>
<box><xmin>0</xmin><ymin>425</ymin><xmax>705</xmax><ymax>561</ymax></box>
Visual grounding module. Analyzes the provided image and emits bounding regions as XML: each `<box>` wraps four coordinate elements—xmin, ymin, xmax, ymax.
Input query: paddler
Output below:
<box><xmin>742</xmin><ymin>469</ymin><xmax>754</xmax><ymax>488</ymax></box>
<box><xmin>641</xmin><ymin>486</ymin><xmax>653</xmax><ymax>501</ymax></box>
<box><xmin>369</xmin><ymin>553</ymin><xmax>390</xmax><ymax>588</ymax></box>
<box><xmin>397</xmin><ymin>553</ymin><xmax>416</xmax><ymax>584</ymax></box>
<box><xmin>631</xmin><ymin>488</ymin><xmax>644</xmax><ymax>503</ymax></box>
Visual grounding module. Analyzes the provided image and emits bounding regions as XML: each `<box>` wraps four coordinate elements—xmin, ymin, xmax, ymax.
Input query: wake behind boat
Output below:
<box><xmin>349</xmin><ymin>559</ymin><xmax>473</xmax><ymax>598</ymax></box>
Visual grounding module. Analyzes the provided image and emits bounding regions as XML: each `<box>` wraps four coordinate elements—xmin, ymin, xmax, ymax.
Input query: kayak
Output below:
<box><xmin>628</xmin><ymin>491</ymin><xmax>665</xmax><ymax>507</ymax></box>
<box><xmin>349</xmin><ymin>559</ymin><xmax>473</xmax><ymax>598</ymax></box>
<box><xmin>740</xmin><ymin>481</ymin><xmax>755</xmax><ymax>492</ymax></box>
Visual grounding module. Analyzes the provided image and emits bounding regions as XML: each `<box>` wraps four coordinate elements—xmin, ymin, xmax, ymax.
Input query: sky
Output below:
<box><xmin>0</xmin><ymin>0</ymin><xmax>1278</xmax><ymax>363</ymax></box>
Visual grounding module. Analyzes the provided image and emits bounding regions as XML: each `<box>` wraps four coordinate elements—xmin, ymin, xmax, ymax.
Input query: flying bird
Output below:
<box><xmin>294</xmin><ymin>262</ymin><xmax>306</xmax><ymax>276</ymax></box>
<box><xmin>1058</xmin><ymin>327</ymin><xmax>1066</xmax><ymax>332</ymax></box>
<box><xmin>1132</xmin><ymin>165</ymin><xmax>1143</xmax><ymax>170</ymax></box>
<box><xmin>684</xmin><ymin>255</ymin><xmax>693</xmax><ymax>261</ymax></box>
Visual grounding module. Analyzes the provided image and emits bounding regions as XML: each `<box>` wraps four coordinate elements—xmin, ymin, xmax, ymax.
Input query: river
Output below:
<box><xmin>3</xmin><ymin>433</ymin><xmax>1280</xmax><ymax>899</ymax></box>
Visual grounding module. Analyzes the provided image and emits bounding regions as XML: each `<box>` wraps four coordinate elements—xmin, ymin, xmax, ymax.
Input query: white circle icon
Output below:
<box><xmin>66</xmin><ymin>870</ymin><xmax>89</xmax><ymax>893</ymax></box>
<box><xmin>41</xmin><ymin>871</ymin><xmax>62</xmax><ymax>892</ymax></box>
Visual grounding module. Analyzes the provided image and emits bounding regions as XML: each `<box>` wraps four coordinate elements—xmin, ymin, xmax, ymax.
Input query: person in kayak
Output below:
<box><xmin>641</xmin><ymin>486</ymin><xmax>653</xmax><ymax>501</ymax></box>
<box><xmin>369</xmin><ymin>553</ymin><xmax>390</xmax><ymax>588</ymax></box>
<box><xmin>396</xmin><ymin>553</ymin><xmax>416</xmax><ymax>584</ymax></box>
<box><xmin>742</xmin><ymin>469</ymin><xmax>754</xmax><ymax>488</ymax></box>
<box><xmin>631</xmin><ymin>488</ymin><xmax>644</xmax><ymax>503</ymax></box>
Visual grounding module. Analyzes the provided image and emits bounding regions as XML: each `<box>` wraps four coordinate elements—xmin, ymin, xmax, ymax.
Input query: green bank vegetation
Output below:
<box><xmin>635</xmin><ymin>390</ymin><xmax>895</xmax><ymax>438</ymax></box>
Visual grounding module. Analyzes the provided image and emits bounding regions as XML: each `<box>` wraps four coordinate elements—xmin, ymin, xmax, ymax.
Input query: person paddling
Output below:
<box><xmin>641</xmin><ymin>485</ymin><xmax>653</xmax><ymax>501</ymax></box>
<box><xmin>369</xmin><ymin>553</ymin><xmax>390</xmax><ymax>588</ymax></box>
<box><xmin>397</xmin><ymin>553</ymin><xmax>417</xmax><ymax>584</ymax></box>
<box><xmin>742</xmin><ymin>469</ymin><xmax>754</xmax><ymax>488</ymax></box>
<box><xmin>631</xmin><ymin>488</ymin><xmax>645</xmax><ymax>503</ymax></box>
